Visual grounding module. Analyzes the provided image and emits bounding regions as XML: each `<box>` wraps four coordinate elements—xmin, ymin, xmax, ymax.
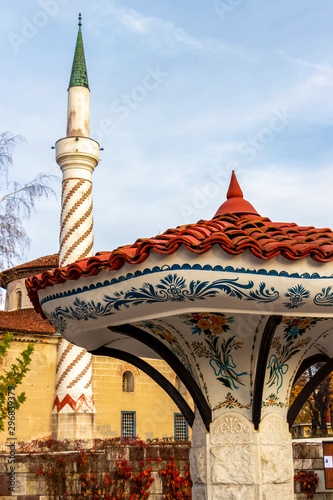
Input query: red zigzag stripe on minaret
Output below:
<box><xmin>53</xmin><ymin>394</ymin><xmax>95</xmax><ymax>413</ymax></box>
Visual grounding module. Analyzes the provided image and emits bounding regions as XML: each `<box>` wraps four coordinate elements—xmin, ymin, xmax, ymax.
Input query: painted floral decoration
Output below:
<box><xmin>283</xmin><ymin>284</ymin><xmax>310</xmax><ymax>309</ymax></box>
<box><xmin>282</xmin><ymin>317</ymin><xmax>322</xmax><ymax>339</ymax></box>
<box><xmin>181</xmin><ymin>313</ymin><xmax>233</xmax><ymax>336</ymax></box>
<box><xmin>182</xmin><ymin>313</ymin><xmax>247</xmax><ymax>389</ymax></box>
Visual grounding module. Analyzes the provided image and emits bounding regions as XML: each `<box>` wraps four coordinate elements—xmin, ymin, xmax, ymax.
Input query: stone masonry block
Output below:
<box><xmin>211</xmin><ymin>445</ymin><xmax>255</xmax><ymax>485</ymax></box>
<box><xmin>212</xmin><ymin>485</ymin><xmax>256</xmax><ymax>500</ymax></box>
<box><xmin>261</xmin><ymin>445</ymin><xmax>293</xmax><ymax>484</ymax></box>
<box><xmin>262</xmin><ymin>482</ymin><xmax>294</xmax><ymax>500</ymax></box>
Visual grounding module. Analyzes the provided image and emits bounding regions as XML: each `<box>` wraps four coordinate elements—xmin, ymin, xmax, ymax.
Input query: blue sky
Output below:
<box><xmin>1</xmin><ymin>0</ymin><xmax>333</xmax><ymax>264</ymax></box>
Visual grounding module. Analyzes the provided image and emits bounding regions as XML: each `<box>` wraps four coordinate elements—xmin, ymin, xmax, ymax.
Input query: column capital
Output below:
<box><xmin>56</xmin><ymin>136</ymin><xmax>100</xmax><ymax>180</ymax></box>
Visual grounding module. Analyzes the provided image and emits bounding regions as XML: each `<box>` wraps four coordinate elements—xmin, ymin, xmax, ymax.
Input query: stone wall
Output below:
<box><xmin>294</xmin><ymin>440</ymin><xmax>333</xmax><ymax>499</ymax></box>
<box><xmin>2</xmin><ymin>439</ymin><xmax>333</xmax><ymax>498</ymax></box>
<box><xmin>0</xmin><ymin>442</ymin><xmax>190</xmax><ymax>499</ymax></box>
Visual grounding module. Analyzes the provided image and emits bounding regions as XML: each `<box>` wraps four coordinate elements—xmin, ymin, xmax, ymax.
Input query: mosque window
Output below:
<box><xmin>16</xmin><ymin>290</ymin><xmax>22</xmax><ymax>310</ymax></box>
<box><xmin>174</xmin><ymin>413</ymin><xmax>188</xmax><ymax>441</ymax></box>
<box><xmin>122</xmin><ymin>371</ymin><xmax>134</xmax><ymax>392</ymax></box>
<box><xmin>175</xmin><ymin>376</ymin><xmax>187</xmax><ymax>395</ymax></box>
<box><xmin>121</xmin><ymin>411</ymin><xmax>136</xmax><ymax>438</ymax></box>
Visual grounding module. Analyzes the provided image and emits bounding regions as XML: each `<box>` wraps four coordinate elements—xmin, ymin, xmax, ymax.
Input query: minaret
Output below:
<box><xmin>52</xmin><ymin>14</ymin><xmax>99</xmax><ymax>439</ymax></box>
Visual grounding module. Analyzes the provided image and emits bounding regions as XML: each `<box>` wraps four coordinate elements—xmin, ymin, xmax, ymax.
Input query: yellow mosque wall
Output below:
<box><xmin>0</xmin><ymin>336</ymin><xmax>193</xmax><ymax>444</ymax></box>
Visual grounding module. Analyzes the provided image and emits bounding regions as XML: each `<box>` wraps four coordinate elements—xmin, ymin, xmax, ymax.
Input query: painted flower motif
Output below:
<box><xmin>181</xmin><ymin>312</ymin><xmax>234</xmax><ymax>337</ymax></box>
<box><xmin>150</xmin><ymin>325</ymin><xmax>176</xmax><ymax>344</ymax></box>
<box><xmin>211</xmin><ymin>315</ymin><xmax>226</xmax><ymax>326</ymax></box>
<box><xmin>224</xmin><ymin>393</ymin><xmax>237</xmax><ymax>407</ymax></box>
<box><xmin>212</xmin><ymin>325</ymin><xmax>223</xmax><ymax>335</ymax></box>
<box><xmin>267</xmin><ymin>394</ymin><xmax>278</xmax><ymax>405</ymax></box>
<box><xmin>73</xmin><ymin>298</ymin><xmax>94</xmax><ymax>321</ymax></box>
<box><xmin>300</xmin><ymin>317</ymin><xmax>314</xmax><ymax>328</ymax></box>
<box><xmin>271</xmin><ymin>336</ymin><xmax>281</xmax><ymax>350</ymax></box>
<box><xmin>157</xmin><ymin>274</ymin><xmax>186</xmax><ymax>302</ymax></box>
<box><xmin>283</xmin><ymin>284</ymin><xmax>310</xmax><ymax>309</ymax></box>
<box><xmin>282</xmin><ymin>316</ymin><xmax>322</xmax><ymax>340</ymax></box>
<box><xmin>192</xmin><ymin>341</ymin><xmax>211</xmax><ymax>358</ymax></box>
<box><xmin>198</xmin><ymin>319</ymin><xmax>211</xmax><ymax>331</ymax></box>
<box><xmin>289</xmin><ymin>326</ymin><xmax>300</xmax><ymax>338</ymax></box>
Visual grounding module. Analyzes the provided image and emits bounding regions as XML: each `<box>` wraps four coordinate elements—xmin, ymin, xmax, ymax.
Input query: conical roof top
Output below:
<box><xmin>214</xmin><ymin>171</ymin><xmax>259</xmax><ymax>216</ymax></box>
<box><xmin>68</xmin><ymin>14</ymin><xmax>89</xmax><ymax>89</ymax></box>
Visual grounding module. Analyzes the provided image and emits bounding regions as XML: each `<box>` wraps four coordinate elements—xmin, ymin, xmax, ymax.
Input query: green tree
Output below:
<box><xmin>0</xmin><ymin>333</ymin><xmax>34</xmax><ymax>432</ymax></box>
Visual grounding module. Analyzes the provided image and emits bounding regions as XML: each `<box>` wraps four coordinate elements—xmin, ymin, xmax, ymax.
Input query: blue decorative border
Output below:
<box><xmin>40</xmin><ymin>263</ymin><xmax>333</xmax><ymax>308</ymax></box>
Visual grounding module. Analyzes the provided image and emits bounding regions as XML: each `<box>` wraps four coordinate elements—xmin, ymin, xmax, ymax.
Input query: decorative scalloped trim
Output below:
<box><xmin>39</xmin><ymin>263</ymin><xmax>333</xmax><ymax>307</ymax></box>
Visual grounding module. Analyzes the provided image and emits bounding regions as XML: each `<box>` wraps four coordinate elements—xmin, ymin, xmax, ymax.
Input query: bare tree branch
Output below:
<box><xmin>0</xmin><ymin>131</ymin><xmax>59</xmax><ymax>270</ymax></box>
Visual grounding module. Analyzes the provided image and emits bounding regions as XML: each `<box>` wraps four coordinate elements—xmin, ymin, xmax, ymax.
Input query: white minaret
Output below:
<box><xmin>52</xmin><ymin>14</ymin><xmax>99</xmax><ymax>439</ymax></box>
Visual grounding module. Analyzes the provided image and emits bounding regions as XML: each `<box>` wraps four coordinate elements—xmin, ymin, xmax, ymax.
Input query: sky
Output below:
<box><xmin>1</xmin><ymin>0</ymin><xmax>333</xmax><ymax>265</ymax></box>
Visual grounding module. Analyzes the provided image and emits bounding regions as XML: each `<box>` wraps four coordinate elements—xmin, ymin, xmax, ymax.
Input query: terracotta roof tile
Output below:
<box><xmin>26</xmin><ymin>212</ymin><xmax>333</xmax><ymax>316</ymax></box>
<box><xmin>25</xmin><ymin>172</ymin><xmax>333</xmax><ymax>316</ymax></box>
<box><xmin>0</xmin><ymin>254</ymin><xmax>59</xmax><ymax>288</ymax></box>
<box><xmin>0</xmin><ymin>309</ymin><xmax>56</xmax><ymax>334</ymax></box>
<box><xmin>7</xmin><ymin>254</ymin><xmax>59</xmax><ymax>272</ymax></box>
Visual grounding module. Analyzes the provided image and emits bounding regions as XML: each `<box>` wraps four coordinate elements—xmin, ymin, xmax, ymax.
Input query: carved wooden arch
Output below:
<box><xmin>117</xmin><ymin>363</ymin><xmax>140</xmax><ymax>377</ymax></box>
<box><xmin>108</xmin><ymin>324</ymin><xmax>212</xmax><ymax>430</ymax></box>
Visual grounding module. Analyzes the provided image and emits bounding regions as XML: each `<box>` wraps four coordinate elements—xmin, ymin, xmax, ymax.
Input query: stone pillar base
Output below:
<box><xmin>190</xmin><ymin>411</ymin><xmax>294</xmax><ymax>500</ymax></box>
<box><xmin>52</xmin><ymin>413</ymin><xmax>95</xmax><ymax>441</ymax></box>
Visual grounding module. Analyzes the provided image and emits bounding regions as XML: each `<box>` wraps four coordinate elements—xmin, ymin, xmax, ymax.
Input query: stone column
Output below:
<box><xmin>190</xmin><ymin>410</ymin><xmax>294</xmax><ymax>500</ymax></box>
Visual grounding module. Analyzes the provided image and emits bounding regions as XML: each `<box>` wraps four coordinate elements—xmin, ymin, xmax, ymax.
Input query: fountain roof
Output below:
<box><xmin>26</xmin><ymin>172</ymin><xmax>333</xmax><ymax>315</ymax></box>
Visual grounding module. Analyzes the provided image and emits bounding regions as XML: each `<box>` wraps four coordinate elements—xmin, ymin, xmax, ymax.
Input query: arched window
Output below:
<box><xmin>122</xmin><ymin>371</ymin><xmax>134</xmax><ymax>392</ymax></box>
<box><xmin>16</xmin><ymin>290</ymin><xmax>22</xmax><ymax>310</ymax></box>
<box><xmin>175</xmin><ymin>376</ymin><xmax>187</xmax><ymax>395</ymax></box>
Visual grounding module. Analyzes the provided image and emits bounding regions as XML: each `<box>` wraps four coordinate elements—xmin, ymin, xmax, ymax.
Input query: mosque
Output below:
<box><xmin>3</xmin><ymin>14</ymin><xmax>333</xmax><ymax>499</ymax></box>
<box><xmin>0</xmin><ymin>16</ymin><xmax>193</xmax><ymax>445</ymax></box>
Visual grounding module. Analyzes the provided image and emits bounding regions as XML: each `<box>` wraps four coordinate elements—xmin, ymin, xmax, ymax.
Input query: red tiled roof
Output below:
<box><xmin>0</xmin><ymin>308</ymin><xmax>56</xmax><ymax>334</ymax></box>
<box><xmin>9</xmin><ymin>254</ymin><xmax>59</xmax><ymax>272</ymax></box>
<box><xmin>0</xmin><ymin>254</ymin><xmax>59</xmax><ymax>288</ymax></box>
<box><xmin>25</xmin><ymin>172</ymin><xmax>333</xmax><ymax>316</ymax></box>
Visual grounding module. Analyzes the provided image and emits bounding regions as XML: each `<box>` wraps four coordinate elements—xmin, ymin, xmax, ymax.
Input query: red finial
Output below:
<box><xmin>214</xmin><ymin>171</ymin><xmax>259</xmax><ymax>217</ymax></box>
<box><xmin>227</xmin><ymin>170</ymin><xmax>243</xmax><ymax>199</ymax></box>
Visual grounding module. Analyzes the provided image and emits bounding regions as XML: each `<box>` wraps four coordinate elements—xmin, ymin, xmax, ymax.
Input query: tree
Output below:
<box><xmin>0</xmin><ymin>333</ymin><xmax>34</xmax><ymax>432</ymax></box>
<box><xmin>0</xmin><ymin>131</ymin><xmax>57</xmax><ymax>270</ymax></box>
<box><xmin>0</xmin><ymin>131</ymin><xmax>57</xmax><ymax>431</ymax></box>
<box><xmin>290</xmin><ymin>364</ymin><xmax>333</xmax><ymax>436</ymax></box>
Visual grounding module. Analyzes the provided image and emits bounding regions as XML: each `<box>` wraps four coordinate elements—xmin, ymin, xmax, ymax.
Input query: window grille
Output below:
<box><xmin>121</xmin><ymin>411</ymin><xmax>136</xmax><ymax>438</ymax></box>
<box><xmin>174</xmin><ymin>413</ymin><xmax>188</xmax><ymax>441</ymax></box>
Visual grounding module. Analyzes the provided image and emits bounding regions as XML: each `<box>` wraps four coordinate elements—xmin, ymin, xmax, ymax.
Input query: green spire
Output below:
<box><xmin>68</xmin><ymin>13</ymin><xmax>89</xmax><ymax>89</ymax></box>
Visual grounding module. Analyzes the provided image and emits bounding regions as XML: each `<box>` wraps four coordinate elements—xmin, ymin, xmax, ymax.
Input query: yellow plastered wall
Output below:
<box><xmin>92</xmin><ymin>356</ymin><xmax>193</xmax><ymax>441</ymax></box>
<box><xmin>0</xmin><ymin>337</ymin><xmax>193</xmax><ymax>444</ymax></box>
<box><xmin>0</xmin><ymin>337</ymin><xmax>58</xmax><ymax>444</ymax></box>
